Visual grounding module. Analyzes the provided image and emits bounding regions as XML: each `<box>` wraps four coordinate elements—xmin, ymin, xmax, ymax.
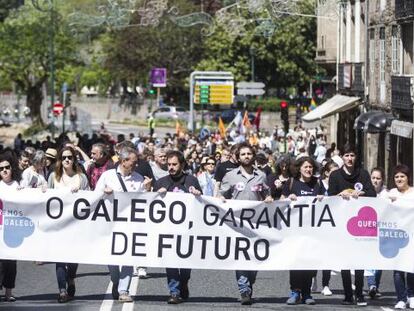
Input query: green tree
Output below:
<box><xmin>103</xmin><ymin>0</ymin><xmax>205</xmax><ymax>100</ymax></box>
<box><xmin>0</xmin><ymin>3</ymin><xmax>76</xmax><ymax>125</ymax></box>
<box><xmin>0</xmin><ymin>0</ymin><xmax>24</xmax><ymax>22</ymax></box>
<box><xmin>197</xmin><ymin>0</ymin><xmax>319</xmax><ymax>90</ymax></box>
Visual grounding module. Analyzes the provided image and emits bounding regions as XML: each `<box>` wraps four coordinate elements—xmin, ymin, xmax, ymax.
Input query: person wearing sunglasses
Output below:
<box><xmin>47</xmin><ymin>146</ymin><xmax>89</xmax><ymax>303</ymax></box>
<box><xmin>0</xmin><ymin>152</ymin><xmax>22</xmax><ymax>302</ymax></box>
<box><xmin>197</xmin><ymin>156</ymin><xmax>216</xmax><ymax>196</ymax></box>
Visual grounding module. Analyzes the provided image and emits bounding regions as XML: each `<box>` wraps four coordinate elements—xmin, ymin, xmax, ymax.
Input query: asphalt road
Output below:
<box><xmin>0</xmin><ymin>261</ymin><xmax>401</xmax><ymax>311</ymax></box>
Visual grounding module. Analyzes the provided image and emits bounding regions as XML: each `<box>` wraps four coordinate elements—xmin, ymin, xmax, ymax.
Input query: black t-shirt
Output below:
<box><xmin>328</xmin><ymin>167</ymin><xmax>376</xmax><ymax>197</ymax></box>
<box><xmin>214</xmin><ymin>160</ymin><xmax>239</xmax><ymax>182</ymax></box>
<box><xmin>281</xmin><ymin>177</ymin><xmax>326</xmax><ymax>197</ymax></box>
<box><xmin>153</xmin><ymin>173</ymin><xmax>202</xmax><ymax>194</ymax></box>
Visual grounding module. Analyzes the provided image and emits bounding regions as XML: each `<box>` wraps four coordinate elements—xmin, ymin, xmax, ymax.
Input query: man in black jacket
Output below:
<box><xmin>328</xmin><ymin>144</ymin><xmax>376</xmax><ymax>307</ymax></box>
<box><xmin>153</xmin><ymin>150</ymin><xmax>202</xmax><ymax>304</ymax></box>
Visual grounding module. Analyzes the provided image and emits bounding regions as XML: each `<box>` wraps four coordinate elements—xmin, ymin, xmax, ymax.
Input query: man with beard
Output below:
<box><xmin>153</xmin><ymin>150</ymin><xmax>202</xmax><ymax>304</ymax></box>
<box><xmin>219</xmin><ymin>142</ymin><xmax>273</xmax><ymax>305</ymax></box>
<box><xmin>328</xmin><ymin>143</ymin><xmax>376</xmax><ymax>306</ymax></box>
<box><xmin>150</xmin><ymin>148</ymin><xmax>168</xmax><ymax>181</ymax></box>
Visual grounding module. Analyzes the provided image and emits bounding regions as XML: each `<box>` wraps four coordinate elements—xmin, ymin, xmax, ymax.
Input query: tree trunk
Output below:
<box><xmin>26</xmin><ymin>83</ymin><xmax>44</xmax><ymax>127</ymax></box>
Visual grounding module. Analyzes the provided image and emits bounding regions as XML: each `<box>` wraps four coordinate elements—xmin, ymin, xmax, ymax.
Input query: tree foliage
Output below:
<box><xmin>0</xmin><ymin>3</ymin><xmax>76</xmax><ymax>124</ymax></box>
<box><xmin>197</xmin><ymin>0</ymin><xmax>319</xmax><ymax>91</ymax></box>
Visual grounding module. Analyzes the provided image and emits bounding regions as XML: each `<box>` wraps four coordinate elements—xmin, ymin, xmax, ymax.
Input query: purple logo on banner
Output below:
<box><xmin>150</xmin><ymin>68</ymin><xmax>167</xmax><ymax>87</ymax></box>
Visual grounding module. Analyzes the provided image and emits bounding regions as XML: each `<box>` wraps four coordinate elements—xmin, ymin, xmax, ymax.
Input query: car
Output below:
<box><xmin>214</xmin><ymin>109</ymin><xmax>256</xmax><ymax>124</ymax></box>
<box><xmin>149</xmin><ymin>106</ymin><xmax>189</xmax><ymax>120</ymax></box>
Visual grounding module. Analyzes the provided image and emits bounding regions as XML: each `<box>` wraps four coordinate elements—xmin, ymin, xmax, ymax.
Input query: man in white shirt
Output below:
<box><xmin>95</xmin><ymin>147</ymin><xmax>151</xmax><ymax>302</ymax></box>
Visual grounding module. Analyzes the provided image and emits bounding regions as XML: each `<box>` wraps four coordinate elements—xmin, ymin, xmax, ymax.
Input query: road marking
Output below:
<box><xmin>99</xmin><ymin>281</ymin><xmax>114</xmax><ymax>311</ymax></box>
<box><xmin>381</xmin><ymin>307</ymin><xmax>393</xmax><ymax>311</ymax></box>
<box><xmin>122</xmin><ymin>276</ymin><xmax>140</xmax><ymax>311</ymax></box>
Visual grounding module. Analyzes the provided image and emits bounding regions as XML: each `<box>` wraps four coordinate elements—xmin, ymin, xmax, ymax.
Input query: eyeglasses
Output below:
<box><xmin>62</xmin><ymin>155</ymin><xmax>73</xmax><ymax>161</ymax></box>
<box><xmin>0</xmin><ymin>165</ymin><xmax>11</xmax><ymax>171</ymax></box>
<box><xmin>206</xmin><ymin>162</ymin><xmax>215</xmax><ymax>165</ymax></box>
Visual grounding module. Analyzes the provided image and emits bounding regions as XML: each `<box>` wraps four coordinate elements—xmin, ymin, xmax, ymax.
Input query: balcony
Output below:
<box><xmin>395</xmin><ymin>0</ymin><xmax>414</xmax><ymax>21</ymax></box>
<box><xmin>391</xmin><ymin>75</ymin><xmax>414</xmax><ymax>110</ymax></box>
<box><xmin>338</xmin><ymin>63</ymin><xmax>365</xmax><ymax>95</ymax></box>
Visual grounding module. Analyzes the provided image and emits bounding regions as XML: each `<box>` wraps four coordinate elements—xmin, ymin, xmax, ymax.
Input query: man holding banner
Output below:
<box><xmin>328</xmin><ymin>144</ymin><xmax>376</xmax><ymax>306</ymax></box>
<box><xmin>95</xmin><ymin>146</ymin><xmax>152</xmax><ymax>302</ymax></box>
<box><xmin>153</xmin><ymin>150</ymin><xmax>202</xmax><ymax>304</ymax></box>
<box><xmin>219</xmin><ymin>142</ymin><xmax>273</xmax><ymax>305</ymax></box>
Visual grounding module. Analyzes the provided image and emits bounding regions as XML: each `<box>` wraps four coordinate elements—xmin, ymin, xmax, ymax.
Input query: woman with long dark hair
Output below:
<box><xmin>47</xmin><ymin>146</ymin><xmax>89</xmax><ymax>303</ymax></box>
<box><xmin>0</xmin><ymin>151</ymin><xmax>21</xmax><ymax>302</ymax></box>
<box><xmin>280</xmin><ymin>156</ymin><xmax>325</xmax><ymax>305</ymax></box>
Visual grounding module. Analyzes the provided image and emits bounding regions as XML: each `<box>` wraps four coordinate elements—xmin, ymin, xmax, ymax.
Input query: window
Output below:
<box><xmin>392</xmin><ymin>25</ymin><xmax>399</xmax><ymax>73</ymax></box>
<box><xmin>369</xmin><ymin>29</ymin><xmax>375</xmax><ymax>74</ymax></box>
<box><xmin>380</xmin><ymin>27</ymin><xmax>385</xmax><ymax>82</ymax></box>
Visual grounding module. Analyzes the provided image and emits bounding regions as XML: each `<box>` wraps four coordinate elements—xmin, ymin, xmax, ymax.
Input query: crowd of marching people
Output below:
<box><xmin>0</xmin><ymin>124</ymin><xmax>414</xmax><ymax>308</ymax></box>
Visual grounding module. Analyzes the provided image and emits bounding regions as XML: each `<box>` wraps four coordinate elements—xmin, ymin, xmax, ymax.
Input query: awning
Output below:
<box><xmin>364</xmin><ymin>112</ymin><xmax>394</xmax><ymax>133</ymax></box>
<box><xmin>354</xmin><ymin>111</ymin><xmax>393</xmax><ymax>132</ymax></box>
<box><xmin>302</xmin><ymin>94</ymin><xmax>360</xmax><ymax>123</ymax></box>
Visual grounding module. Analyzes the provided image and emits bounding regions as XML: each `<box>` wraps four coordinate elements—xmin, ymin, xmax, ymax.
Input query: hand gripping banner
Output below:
<box><xmin>1</xmin><ymin>189</ymin><xmax>414</xmax><ymax>272</ymax></box>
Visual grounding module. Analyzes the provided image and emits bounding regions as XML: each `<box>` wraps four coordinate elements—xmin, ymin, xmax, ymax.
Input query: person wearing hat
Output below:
<box><xmin>45</xmin><ymin>148</ymin><xmax>57</xmax><ymax>179</ymax></box>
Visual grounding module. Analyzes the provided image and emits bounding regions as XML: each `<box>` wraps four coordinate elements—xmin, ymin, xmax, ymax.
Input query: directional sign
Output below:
<box><xmin>236</xmin><ymin>81</ymin><xmax>265</xmax><ymax>96</ymax></box>
<box><xmin>194</xmin><ymin>80</ymin><xmax>234</xmax><ymax>105</ymax></box>
<box><xmin>236</xmin><ymin>82</ymin><xmax>265</xmax><ymax>89</ymax></box>
<box><xmin>150</xmin><ymin>68</ymin><xmax>167</xmax><ymax>88</ymax></box>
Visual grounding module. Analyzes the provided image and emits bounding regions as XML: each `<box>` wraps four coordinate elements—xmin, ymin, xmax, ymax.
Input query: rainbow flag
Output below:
<box><xmin>310</xmin><ymin>98</ymin><xmax>317</xmax><ymax>111</ymax></box>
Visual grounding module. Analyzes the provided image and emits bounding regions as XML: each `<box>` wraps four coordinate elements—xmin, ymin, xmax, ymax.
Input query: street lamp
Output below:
<box><xmin>31</xmin><ymin>0</ymin><xmax>55</xmax><ymax>113</ymax></box>
<box><xmin>249</xmin><ymin>47</ymin><xmax>256</xmax><ymax>82</ymax></box>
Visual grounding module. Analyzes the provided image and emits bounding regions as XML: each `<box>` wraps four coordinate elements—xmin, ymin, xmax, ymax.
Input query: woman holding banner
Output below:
<box><xmin>280</xmin><ymin>156</ymin><xmax>325</xmax><ymax>305</ymax></box>
<box><xmin>0</xmin><ymin>152</ymin><xmax>22</xmax><ymax>302</ymax></box>
<box><xmin>380</xmin><ymin>164</ymin><xmax>414</xmax><ymax>309</ymax></box>
<box><xmin>47</xmin><ymin>146</ymin><xmax>89</xmax><ymax>303</ymax></box>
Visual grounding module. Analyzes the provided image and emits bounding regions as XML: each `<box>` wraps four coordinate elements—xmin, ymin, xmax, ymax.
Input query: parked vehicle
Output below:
<box><xmin>149</xmin><ymin>106</ymin><xmax>189</xmax><ymax>120</ymax></box>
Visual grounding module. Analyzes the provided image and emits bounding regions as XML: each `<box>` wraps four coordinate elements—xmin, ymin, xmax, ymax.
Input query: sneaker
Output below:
<box><xmin>395</xmin><ymin>300</ymin><xmax>407</xmax><ymax>309</ymax></box>
<box><xmin>368</xmin><ymin>285</ymin><xmax>376</xmax><ymax>299</ymax></box>
<box><xmin>375</xmin><ymin>289</ymin><xmax>382</xmax><ymax>297</ymax></box>
<box><xmin>57</xmin><ymin>290</ymin><xmax>69</xmax><ymax>303</ymax></box>
<box><xmin>342</xmin><ymin>298</ymin><xmax>354</xmax><ymax>305</ymax></box>
<box><xmin>4</xmin><ymin>296</ymin><xmax>16</xmax><ymax>302</ymax></box>
<box><xmin>111</xmin><ymin>282</ymin><xmax>119</xmax><ymax>300</ymax></box>
<box><xmin>137</xmin><ymin>267</ymin><xmax>148</xmax><ymax>279</ymax></box>
<box><xmin>303</xmin><ymin>297</ymin><xmax>316</xmax><ymax>305</ymax></box>
<box><xmin>321</xmin><ymin>286</ymin><xmax>332</xmax><ymax>296</ymax></box>
<box><xmin>408</xmin><ymin>297</ymin><xmax>414</xmax><ymax>308</ymax></box>
<box><xmin>356</xmin><ymin>296</ymin><xmax>367</xmax><ymax>306</ymax></box>
<box><xmin>311</xmin><ymin>277</ymin><xmax>318</xmax><ymax>293</ymax></box>
<box><xmin>118</xmin><ymin>293</ymin><xmax>133</xmax><ymax>303</ymax></box>
<box><xmin>167</xmin><ymin>294</ymin><xmax>182</xmax><ymax>304</ymax></box>
<box><xmin>240</xmin><ymin>292</ymin><xmax>252</xmax><ymax>305</ymax></box>
<box><xmin>181</xmin><ymin>282</ymin><xmax>189</xmax><ymax>300</ymax></box>
<box><xmin>286</xmin><ymin>291</ymin><xmax>300</xmax><ymax>305</ymax></box>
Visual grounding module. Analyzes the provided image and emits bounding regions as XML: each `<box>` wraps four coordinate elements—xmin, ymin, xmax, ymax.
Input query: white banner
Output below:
<box><xmin>1</xmin><ymin>189</ymin><xmax>414</xmax><ymax>272</ymax></box>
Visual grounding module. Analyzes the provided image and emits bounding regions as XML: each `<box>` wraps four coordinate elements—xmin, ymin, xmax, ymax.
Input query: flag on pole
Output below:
<box><xmin>176</xmin><ymin>120</ymin><xmax>182</xmax><ymax>136</ymax></box>
<box><xmin>310</xmin><ymin>98</ymin><xmax>317</xmax><ymax>111</ymax></box>
<box><xmin>242</xmin><ymin>111</ymin><xmax>252</xmax><ymax>128</ymax></box>
<box><xmin>218</xmin><ymin>117</ymin><xmax>226</xmax><ymax>138</ymax></box>
<box><xmin>227</xmin><ymin>111</ymin><xmax>243</xmax><ymax>129</ymax></box>
<box><xmin>252</xmin><ymin>107</ymin><xmax>262</xmax><ymax>131</ymax></box>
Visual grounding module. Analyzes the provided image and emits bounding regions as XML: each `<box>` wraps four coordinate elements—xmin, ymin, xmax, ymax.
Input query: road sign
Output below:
<box><xmin>53</xmin><ymin>102</ymin><xmax>64</xmax><ymax>116</ymax></box>
<box><xmin>236</xmin><ymin>81</ymin><xmax>265</xmax><ymax>96</ymax></box>
<box><xmin>194</xmin><ymin>81</ymin><xmax>234</xmax><ymax>105</ymax></box>
<box><xmin>150</xmin><ymin>68</ymin><xmax>167</xmax><ymax>88</ymax></box>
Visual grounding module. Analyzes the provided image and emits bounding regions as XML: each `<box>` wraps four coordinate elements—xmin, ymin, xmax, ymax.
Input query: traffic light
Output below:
<box><xmin>65</xmin><ymin>92</ymin><xmax>71</xmax><ymax>107</ymax></box>
<box><xmin>280</xmin><ymin>101</ymin><xmax>289</xmax><ymax>133</ymax></box>
<box><xmin>148</xmin><ymin>89</ymin><xmax>155</xmax><ymax>95</ymax></box>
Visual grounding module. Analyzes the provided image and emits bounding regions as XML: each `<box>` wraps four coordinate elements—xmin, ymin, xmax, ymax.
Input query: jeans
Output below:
<box><xmin>166</xmin><ymin>268</ymin><xmax>191</xmax><ymax>295</ymax></box>
<box><xmin>342</xmin><ymin>270</ymin><xmax>364</xmax><ymax>300</ymax></box>
<box><xmin>56</xmin><ymin>263</ymin><xmax>78</xmax><ymax>291</ymax></box>
<box><xmin>1</xmin><ymin>260</ymin><xmax>16</xmax><ymax>289</ymax></box>
<box><xmin>108</xmin><ymin>265</ymin><xmax>133</xmax><ymax>295</ymax></box>
<box><xmin>394</xmin><ymin>270</ymin><xmax>414</xmax><ymax>302</ymax></box>
<box><xmin>290</xmin><ymin>270</ymin><xmax>315</xmax><ymax>298</ymax></box>
<box><xmin>367</xmin><ymin>270</ymin><xmax>382</xmax><ymax>288</ymax></box>
<box><xmin>236</xmin><ymin>270</ymin><xmax>257</xmax><ymax>295</ymax></box>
